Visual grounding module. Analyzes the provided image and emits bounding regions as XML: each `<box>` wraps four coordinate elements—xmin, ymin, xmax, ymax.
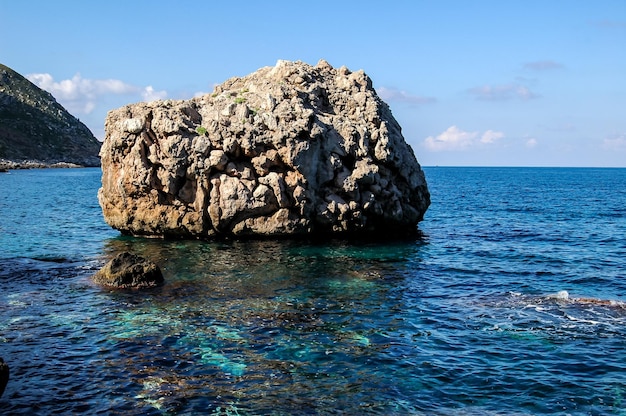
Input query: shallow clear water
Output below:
<box><xmin>1</xmin><ymin>167</ymin><xmax>625</xmax><ymax>415</ymax></box>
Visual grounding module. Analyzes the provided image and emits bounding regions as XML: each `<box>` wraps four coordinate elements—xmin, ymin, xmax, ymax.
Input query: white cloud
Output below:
<box><xmin>424</xmin><ymin>126</ymin><xmax>477</xmax><ymax>151</ymax></box>
<box><xmin>142</xmin><ymin>86</ymin><xmax>168</xmax><ymax>101</ymax></box>
<box><xmin>602</xmin><ymin>134</ymin><xmax>626</xmax><ymax>151</ymax></box>
<box><xmin>27</xmin><ymin>72</ymin><xmax>168</xmax><ymax>114</ymax></box>
<box><xmin>377</xmin><ymin>86</ymin><xmax>436</xmax><ymax>105</ymax></box>
<box><xmin>27</xmin><ymin>73</ymin><xmax>138</xmax><ymax>114</ymax></box>
<box><xmin>468</xmin><ymin>83</ymin><xmax>539</xmax><ymax>101</ymax></box>
<box><xmin>480</xmin><ymin>130</ymin><xmax>505</xmax><ymax>144</ymax></box>
<box><xmin>424</xmin><ymin>126</ymin><xmax>505</xmax><ymax>151</ymax></box>
<box><xmin>526</xmin><ymin>138</ymin><xmax>538</xmax><ymax>148</ymax></box>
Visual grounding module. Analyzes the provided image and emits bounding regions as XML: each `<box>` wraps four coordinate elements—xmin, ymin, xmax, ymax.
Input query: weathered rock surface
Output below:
<box><xmin>99</xmin><ymin>60</ymin><xmax>430</xmax><ymax>238</ymax></box>
<box><xmin>93</xmin><ymin>252</ymin><xmax>164</xmax><ymax>289</ymax></box>
<box><xmin>0</xmin><ymin>63</ymin><xmax>101</xmax><ymax>167</ymax></box>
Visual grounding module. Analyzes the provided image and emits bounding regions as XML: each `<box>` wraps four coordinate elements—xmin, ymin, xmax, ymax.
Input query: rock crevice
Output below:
<box><xmin>99</xmin><ymin>60</ymin><xmax>430</xmax><ymax>238</ymax></box>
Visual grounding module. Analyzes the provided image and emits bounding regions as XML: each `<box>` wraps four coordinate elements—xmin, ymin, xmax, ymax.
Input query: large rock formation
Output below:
<box><xmin>0</xmin><ymin>63</ymin><xmax>101</xmax><ymax>167</ymax></box>
<box><xmin>99</xmin><ymin>60</ymin><xmax>430</xmax><ymax>239</ymax></box>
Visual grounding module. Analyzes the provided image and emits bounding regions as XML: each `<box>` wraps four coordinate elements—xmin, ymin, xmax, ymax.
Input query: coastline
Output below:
<box><xmin>0</xmin><ymin>159</ymin><xmax>98</xmax><ymax>171</ymax></box>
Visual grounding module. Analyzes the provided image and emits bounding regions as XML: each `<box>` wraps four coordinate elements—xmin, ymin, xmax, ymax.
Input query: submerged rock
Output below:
<box><xmin>93</xmin><ymin>252</ymin><xmax>163</xmax><ymax>289</ymax></box>
<box><xmin>99</xmin><ymin>60</ymin><xmax>430</xmax><ymax>239</ymax></box>
<box><xmin>0</xmin><ymin>357</ymin><xmax>8</xmax><ymax>398</ymax></box>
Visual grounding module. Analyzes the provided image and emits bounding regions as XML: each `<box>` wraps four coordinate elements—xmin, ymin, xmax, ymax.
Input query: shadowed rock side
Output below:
<box><xmin>98</xmin><ymin>60</ymin><xmax>430</xmax><ymax>239</ymax></box>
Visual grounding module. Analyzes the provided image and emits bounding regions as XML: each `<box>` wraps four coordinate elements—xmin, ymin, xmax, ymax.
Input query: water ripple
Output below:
<box><xmin>1</xmin><ymin>167</ymin><xmax>626</xmax><ymax>414</ymax></box>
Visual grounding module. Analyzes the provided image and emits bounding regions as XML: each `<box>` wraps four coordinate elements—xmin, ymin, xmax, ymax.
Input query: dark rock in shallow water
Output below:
<box><xmin>0</xmin><ymin>357</ymin><xmax>8</xmax><ymax>398</ymax></box>
<box><xmin>93</xmin><ymin>252</ymin><xmax>163</xmax><ymax>289</ymax></box>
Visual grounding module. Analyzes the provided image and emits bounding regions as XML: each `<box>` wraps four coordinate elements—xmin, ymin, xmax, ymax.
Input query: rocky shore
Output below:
<box><xmin>0</xmin><ymin>158</ymin><xmax>85</xmax><ymax>171</ymax></box>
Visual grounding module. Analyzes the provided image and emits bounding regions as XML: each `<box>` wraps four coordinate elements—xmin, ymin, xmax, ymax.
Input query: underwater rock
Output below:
<box><xmin>0</xmin><ymin>357</ymin><xmax>8</xmax><ymax>398</ymax></box>
<box><xmin>93</xmin><ymin>252</ymin><xmax>164</xmax><ymax>289</ymax></box>
<box><xmin>98</xmin><ymin>59</ymin><xmax>430</xmax><ymax>239</ymax></box>
<box><xmin>546</xmin><ymin>290</ymin><xmax>626</xmax><ymax>308</ymax></box>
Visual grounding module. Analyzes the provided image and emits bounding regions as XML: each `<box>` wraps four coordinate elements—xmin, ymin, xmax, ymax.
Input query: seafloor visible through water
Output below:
<box><xmin>0</xmin><ymin>166</ymin><xmax>625</xmax><ymax>415</ymax></box>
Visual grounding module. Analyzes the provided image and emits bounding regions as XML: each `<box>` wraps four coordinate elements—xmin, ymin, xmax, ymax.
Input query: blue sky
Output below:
<box><xmin>1</xmin><ymin>1</ymin><xmax>625</xmax><ymax>166</ymax></box>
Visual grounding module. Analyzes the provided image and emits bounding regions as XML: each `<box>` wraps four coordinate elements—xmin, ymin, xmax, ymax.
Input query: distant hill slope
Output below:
<box><xmin>0</xmin><ymin>63</ymin><xmax>101</xmax><ymax>166</ymax></box>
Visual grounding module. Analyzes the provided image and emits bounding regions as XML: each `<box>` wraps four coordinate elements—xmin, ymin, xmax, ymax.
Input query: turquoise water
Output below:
<box><xmin>1</xmin><ymin>167</ymin><xmax>625</xmax><ymax>415</ymax></box>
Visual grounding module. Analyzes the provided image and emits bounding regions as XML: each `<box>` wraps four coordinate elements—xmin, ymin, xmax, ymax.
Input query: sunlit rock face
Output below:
<box><xmin>98</xmin><ymin>60</ymin><xmax>430</xmax><ymax>239</ymax></box>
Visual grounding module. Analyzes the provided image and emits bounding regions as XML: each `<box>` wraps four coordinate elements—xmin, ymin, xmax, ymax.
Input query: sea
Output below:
<box><xmin>0</xmin><ymin>166</ymin><xmax>625</xmax><ymax>415</ymax></box>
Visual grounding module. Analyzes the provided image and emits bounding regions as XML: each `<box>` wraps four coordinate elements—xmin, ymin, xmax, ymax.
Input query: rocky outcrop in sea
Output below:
<box><xmin>98</xmin><ymin>60</ymin><xmax>430</xmax><ymax>239</ymax></box>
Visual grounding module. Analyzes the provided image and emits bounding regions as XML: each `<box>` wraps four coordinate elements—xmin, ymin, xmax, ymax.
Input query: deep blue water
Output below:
<box><xmin>0</xmin><ymin>167</ymin><xmax>625</xmax><ymax>415</ymax></box>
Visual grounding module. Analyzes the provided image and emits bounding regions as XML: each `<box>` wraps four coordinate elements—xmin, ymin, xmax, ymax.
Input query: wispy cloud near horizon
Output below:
<box><xmin>467</xmin><ymin>83</ymin><xmax>539</xmax><ymax>101</ymax></box>
<box><xmin>602</xmin><ymin>133</ymin><xmax>626</xmax><ymax>151</ymax></box>
<box><xmin>423</xmin><ymin>126</ymin><xmax>505</xmax><ymax>151</ymax></box>
<box><xmin>591</xmin><ymin>19</ymin><xmax>626</xmax><ymax>29</ymax></box>
<box><xmin>377</xmin><ymin>86</ymin><xmax>437</xmax><ymax>106</ymax></box>
<box><xmin>523</xmin><ymin>60</ymin><xmax>565</xmax><ymax>71</ymax></box>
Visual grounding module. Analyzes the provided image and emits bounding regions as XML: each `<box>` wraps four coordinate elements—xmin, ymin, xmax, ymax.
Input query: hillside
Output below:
<box><xmin>0</xmin><ymin>63</ymin><xmax>101</xmax><ymax>167</ymax></box>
